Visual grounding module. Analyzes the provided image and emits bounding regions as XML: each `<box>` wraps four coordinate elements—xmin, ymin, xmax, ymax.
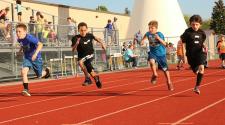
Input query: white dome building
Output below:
<box><xmin>127</xmin><ymin>0</ymin><xmax>187</xmax><ymax>45</ymax></box>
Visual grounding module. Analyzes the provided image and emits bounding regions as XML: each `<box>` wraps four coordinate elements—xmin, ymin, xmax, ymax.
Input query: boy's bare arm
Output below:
<box><xmin>182</xmin><ymin>42</ymin><xmax>187</xmax><ymax>63</ymax></box>
<box><xmin>140</xmin><ymin>35</ymin><xmax>147</xmax><ymax>46</ymax></box>
<box><xmin>155</xmin><ymin>34</ymin><xmax>167</xmax><ymax>46</ymax></box>
<box><xmin>32</xmin><ymin>42</ymin><xmax>43</xmax><ymax>61</ymax></box>
<box><xmin>95</xmin><ymin>37</ymin><xmax>106</xmax><ymax>51</ymax></box>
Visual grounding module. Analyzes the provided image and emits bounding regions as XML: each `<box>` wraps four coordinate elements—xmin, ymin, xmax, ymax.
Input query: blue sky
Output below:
<box><xmin>38</xmin><ymin>0</ymin><xmax>224</xmax><ymax>20</ymax></box>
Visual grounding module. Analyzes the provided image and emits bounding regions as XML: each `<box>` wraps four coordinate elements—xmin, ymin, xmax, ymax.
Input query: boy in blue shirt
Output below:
<box><xmin>16</xmin><ymin>23</ymin><xmax>50</xmax><ymax>96</ymax></box>
<box><xmin>141</xmin><ymin>20</ymin><xmax>174</xmax><ymax>91</ymax></box>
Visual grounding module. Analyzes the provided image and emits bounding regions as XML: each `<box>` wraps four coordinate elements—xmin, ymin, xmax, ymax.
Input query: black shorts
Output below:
<box><xmin>187</xmin><ymin>53</ymin><xmax>206</xmax><ymax>73</ymax></box>
<box><xmin>18</xmin><ymin>12</ymin><xmax>22</xmax><ymax>16</ymax></box>
<box><xmin>220</xmin><ymin>53</ymin><xmax>225</xmax><ymax>60</ymax></box>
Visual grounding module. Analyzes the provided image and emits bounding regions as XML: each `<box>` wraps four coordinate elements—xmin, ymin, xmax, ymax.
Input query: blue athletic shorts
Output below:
<box><xmin>22</xmin><ymin>58</ymin><xmax>43</xmax><ymax>77</ymax></box>
<box><xmin>148</xmin><ymin>52</ymin><xmax>168</xmax><ymax>71</ymax></box>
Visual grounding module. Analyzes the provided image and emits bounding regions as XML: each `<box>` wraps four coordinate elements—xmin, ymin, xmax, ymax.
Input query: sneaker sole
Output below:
<box><xmin>22</xmin><ymin>91</ymin><xmax>31</xmax><ymax>96</ymax></box>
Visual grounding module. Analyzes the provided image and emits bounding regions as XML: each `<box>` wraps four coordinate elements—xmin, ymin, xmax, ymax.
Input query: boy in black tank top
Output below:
<box><xmin>181</xmin><ymin>15</ymin><xmax>207</xmax><ymax>94</ymax></box>
<box><xmin>72</xmin><ymin>22</ymin><xmax>106</xmax><ymax>88</ymax></box>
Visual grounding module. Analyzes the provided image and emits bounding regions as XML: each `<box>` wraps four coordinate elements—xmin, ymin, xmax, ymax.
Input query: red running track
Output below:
<box><xmin>0</xmin><ymin>60</ymin><xmax>224</xmax><ymax>125</ymax></box>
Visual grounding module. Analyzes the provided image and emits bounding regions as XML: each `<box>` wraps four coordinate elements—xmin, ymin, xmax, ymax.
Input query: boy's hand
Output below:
<box><xmin>154</xmin><ymin>34</ymin><xmax>161</xmax><ymax>41</ymax></box>
<box><xmin>32</xmin><ymin>53</ymin><xmax>38</xmax><ymax>61</ymax></box>
<box><xmin>72</xmin><ymin>46</ymin><xmax>76</xmax><ymax>52</ymax></box>
<box><xmin>17</xmin><ymin>51</ymin><xmax>23</xmax><ymax>56</ymax></box>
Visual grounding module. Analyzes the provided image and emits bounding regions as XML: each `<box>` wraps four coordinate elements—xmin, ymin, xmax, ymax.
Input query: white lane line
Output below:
<box><xmin>172</xmin><ymin>97</ymin><xmax>225</xmax><ymax>125</ymax></box>
<box><xmin>0</xmin><ymin>70</ymin><xmax>193</xmax><ymax>110</ymax></box>
<box><xmin>0</xmin><ymin>71</ymin><xmax>150</xmax><ymax>101</ymax></box>
<box><xmin>0</xmin><ymin>70</ymin><xmax>222</xmax><ymax>124</ymax></box>
<box><xmin>0</xmin><ymin>76</ymin><xmax>195</xmax><ymax>124</ymax></box>
<box><xmin>74</xmin><ymin>77</ymin><xmax>225</xmax><ymax>125</ymax></box>
<box><xmin>159</xmin><ymin>123</ymin><xmax>193</xmax><ymax>125</ymax></box>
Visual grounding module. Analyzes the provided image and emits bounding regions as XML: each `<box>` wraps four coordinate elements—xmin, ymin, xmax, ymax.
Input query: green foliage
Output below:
<box><xmin>210</xmin><ymin>0</ymin><xmax>225</xmax><ymax>34</ymax></box>
<box><xmin>201</xmin><ymin>19</ymin><xmax>211</xmax><ymax>30</ymax></box>
<box><xmin>125</xmin><ymin>8</ymin><xmax>130</xmax><ymax>15</ymax></box>
<box><xmin>96</xmin><ymin>5</ymin><xmax>108</xmax><ymax>12</ymax></box>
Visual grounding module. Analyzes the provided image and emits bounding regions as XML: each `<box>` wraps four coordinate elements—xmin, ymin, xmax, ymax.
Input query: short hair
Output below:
<box><xmin>108</xmin><ymin>19</ymin><xmax>111</xmax><ymax>23</ymax></box>
<box><xmin>67</xmin><ymin>17</ymin><xmax>72</xmax><ymax>20</ymax></box>
<box><xmin>16</xmin><ymin>23</ymin><xmax>27</xmax><ymax>31</ymax></box>
<box><xmin>36</xmin><ymin>11</ymin><xmax>41</xmax><ymax>16</ymax></box>
<box><xmin>30</xmin><ymin>16</ymin><xmax>34</xmax><ymax>19</ymax></box>
<box><xmin>189</xmin><ymin>15</ymin><xmax>203</xmax><ymax>24</ymax></box>
<box><xmin>78</xmin><ymin>22</ymin><xmax>88</xmax><ymax>30</ymax></box>
<box><xmin>16</xmin><ymin>0</ymin><xmax>21</xmax><ymax>4</ymax></box>
<box><xmin>148</xmin><ymin>20</ymin><xmax>158</xmax><ymax>28</ymax></box>
<box><xmin>5</xmin><ymin>7</ymin><xmax>10</xmax><ymax>11</ymax></box>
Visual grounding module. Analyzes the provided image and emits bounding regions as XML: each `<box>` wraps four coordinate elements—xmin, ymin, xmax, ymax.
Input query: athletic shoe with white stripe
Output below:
<box><xmin>22</xmin><ymin>89</ymin><xmax>31</xmax><ymax>96</ymax></box>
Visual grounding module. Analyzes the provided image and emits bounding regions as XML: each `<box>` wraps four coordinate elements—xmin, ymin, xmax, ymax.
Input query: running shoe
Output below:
<box><xmin>94</xmin><ymin>76</ymin><xmax>102</xmax><ymax>89</ymax></box>
<box><xmin>22</xmin><ymin>89</ymin><xmax>31</xmax><ymax>96</ymax></box>
<box><xmin>82</xmin><ymin>77</ymin><xmax>92</xmax><ymax>86</ymax></box>
<box><xmin>193</xmin><ymin>86</ymin><xmax>200</xmax><ymax>95</ymax></box>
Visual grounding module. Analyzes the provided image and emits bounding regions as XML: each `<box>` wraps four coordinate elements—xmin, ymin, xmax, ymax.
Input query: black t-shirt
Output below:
<box><xmin>71</xmin><ymin>33</ymin><xmax>96</xmax><ymax>59</ymax></box>
<box><xmin>181</xmin><ymin>28</ymin><xmax>206</xmax><ymax>56</ymax></box>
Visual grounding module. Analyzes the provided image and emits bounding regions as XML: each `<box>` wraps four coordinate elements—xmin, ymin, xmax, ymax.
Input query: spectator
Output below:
<box><xmin>28</xmin><ymin>16</ymin><xmax>36</xmax><ymax>36</ymax></box>
<box><xmin>105</xmin><ymin>19</ymin><xmax>113</xmax><ymax>45</ymax></box>
<box><xmin>67</xmin><ymin>17</ymin><xmax>76</xmax><ymax>45</ymax></box>
<box><xmin>176</xmin><ymin>39</ymin><xmax>185</xmax><ymax>70</ymax></box>
<box><xmin>0</xmin><ymin>7</ymin><xmax>10</xmax><ymax>40</ymax></box>
<box><xmin>42</xmin><ymin>24</ymin><xmax>50</xmax><ymax>45</ymax></box>
<box><xmin>217</xmin><ymin>35</ymin><xmax>225</xmax><ymax>68</ymax></box>
<box><xmin>16</xmin><ymin>0</ymin><xmax>22</xmax><ymax>22</ymax></box>
<box><xmin>124</xmin><ymin>44</ymin><xmax>138</xmax><ymax>68</ymax></box>
<box><xmin>35</xmin><ymin>11</ymin><xmax>44</xmax><ymax>42</ymax></box>
<box><xmin>0</xmin><ymin>7</ymin><xmax>10</xmax><ymax>22</ymax></box>
<box><xmin>166</xmin><ymin>42</ymin><xmax>176</xmax><ymax>62</ymax></box>
<box><xmin>133</xmin><ymin>30</ymin><xmax>143</xmax><ymax>47</ymax></box>
<box><xmin>48</xmin><ymin>22</ymin><xmax>57</xmax><ymax>46</ymax></box>
<box><xmin>112</xmin><ymin>17</ymin><xmax>118</xmax><ymax>44</ymax></box>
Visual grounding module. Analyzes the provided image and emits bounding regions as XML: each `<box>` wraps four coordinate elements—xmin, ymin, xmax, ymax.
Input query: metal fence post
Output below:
<box><xmin>11</xmin><ymin>3</ymin><xmax>14</xmax><ymax>22</ymax></box>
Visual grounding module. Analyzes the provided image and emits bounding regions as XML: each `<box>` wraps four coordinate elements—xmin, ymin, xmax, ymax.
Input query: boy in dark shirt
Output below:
<box><xmin>71</xmin><ymin>22</ymin><xmax>106</xmax><ymax>88</ymax></box>
<box><xmin>16</xmin><ymin>23</ymin><xmax>50</xmax><ymax>96</ymax></box>
<box><xmin>181</xmin><ymin>15</ymin><xmax>207</xmax><ymax>94</ymax></box>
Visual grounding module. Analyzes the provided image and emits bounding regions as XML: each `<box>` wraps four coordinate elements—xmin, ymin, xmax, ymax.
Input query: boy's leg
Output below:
<box><xmin>21</xmin><ymin>58</ymin><xmax>33</xmax><ymax>96</ymax></box>
<box><xmin>78</xmin><ymin>60</ymin><xmax>92</xmax><ymax>86</ymax></box>
<box><xmin>40</xmin><ymin>67</ymin><xmax>50</xmax><ymax>78</ymax></box>
<box><xmin>194</xmin><ymin>64</ymin><xmax>204</xmax><ymax>94</ymax></box>
<box><xmin>163</xmin><ymin>70</ymin><xmax>174</xmax><ymax>91</ymax></box>
<box><xmin>149</xmin><ymin>59</ymin><xmax>158</xmax><ymax>84</ymax></box>
<box><xmin>21</xmin><ymin>67</ymin><xmax>31</xmax><ymax>96</ymax></box>
<box><xmin>84</xmin><ymin>60</ymin><xmax>102</xmax><ymax>89</ymax></box>
<box><xmin>32</xmin><ymin>58</ymin><xmax>50</xmax><ymax>79</ymax></box>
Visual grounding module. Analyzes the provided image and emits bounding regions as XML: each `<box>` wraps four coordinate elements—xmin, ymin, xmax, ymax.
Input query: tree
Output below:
<box><xmin>124</xmin><ymin>8</ymin><xmax>130</xmax><ymax>15</ymax></box>
<box><xmin>210</xmin><ymin>0</ymin><xmax>225</xmax><ymax>34</ymax></box>
<box><xmin>184</xmin><ymin>15</ymin><xmax>191</xmax><ymax>27</ymax></box>
<box><xmin>201</xmin><ymin>19</ymin><xmax>211</xmax><ymax>30</ymax></box>
<box><xmin>96</xmin><ymin>5</ymin><xmax>108</xmax><ymax>12</ymax></box>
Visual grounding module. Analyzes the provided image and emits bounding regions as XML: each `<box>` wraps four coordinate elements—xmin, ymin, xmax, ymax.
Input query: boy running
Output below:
<box><xmin>141</xmin><ymin>20</ymin><xmax>174</xmax><ymax>91</ymax></box>
<box><xmin>71</xmin><ymin>22</ymin><xmax>106</xmax><ymax>88</ymax></box>
<box><xmin>217</xmin><ymin>35</ymin><xmax>225</xmax><ymax>68</ymax></box>
<box><xmin>181</xmin><ymin>15</ymin><xmax>207</xmax><ymax>95</ymax></box>
<box><xmin>16</xmin><ymin>23</ymin><xmax>50</xmax><ymax>96</ymax></box>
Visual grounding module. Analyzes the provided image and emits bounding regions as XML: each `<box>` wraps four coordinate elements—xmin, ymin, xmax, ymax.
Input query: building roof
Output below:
<box><xmin>23</xmin><ymin>0</ymin><xmax>129</xmax><ymax>16</ymax></box>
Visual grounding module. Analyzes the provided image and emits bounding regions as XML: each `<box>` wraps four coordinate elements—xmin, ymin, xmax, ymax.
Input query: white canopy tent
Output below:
<box><xmin>127</xmin><ymin>0</ymin><xmax>188</xmax><ymax>45</ymax></box>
